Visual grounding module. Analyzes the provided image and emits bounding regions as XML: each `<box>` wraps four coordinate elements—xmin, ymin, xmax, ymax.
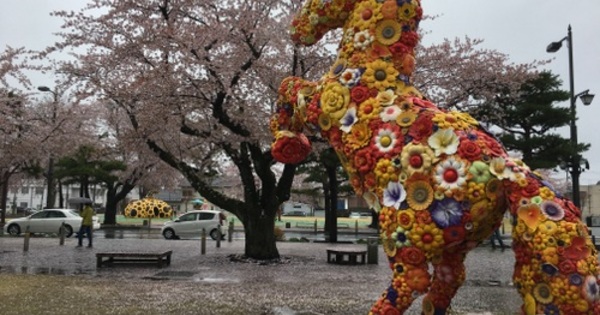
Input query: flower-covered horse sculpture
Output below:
<box><xmin>270</xmin><ymin>0</ymin><xmax>600</xmax><ymax>314</ymax></box>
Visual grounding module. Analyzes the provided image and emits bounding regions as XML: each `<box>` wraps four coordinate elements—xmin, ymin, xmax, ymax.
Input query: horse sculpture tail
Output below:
<box><xmin>501</xmin><ymin>171</ymin><xmax>600</xmax><ymax>314</ymax></box>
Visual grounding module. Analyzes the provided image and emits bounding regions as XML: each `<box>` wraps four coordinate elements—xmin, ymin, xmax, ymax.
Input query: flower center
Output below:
<box><xmin>380</xmin><ymin>135</ymin><xmax>392</xmax><ymax>147</ymax></box>
<box><xmin>375</xmin><ymin>69</ymin><xmax>387</xmax><ymax>81</ymax></box>
<box><xmin>443</xmin><ymin>168</ymin><xmax>458</xmax><ymax>183</ymax></box>
<box><xmin>409</xmin><ymin>155</ymin><xmax>423</xmax><ymax>168</ymax></box>
<box><xmin>422</xmin><ymin>233</ymin><xmax>433</xmax><ymax>244</ymax></box>
<box><xmin>382</xmin><ymin>26</ymin><xmax>395</xmax><ymax>39</ymax></box>
<box><xmin>361</xmin><ymin>9</ymin><xmax>372</xmax><ymax>20</ymax></box>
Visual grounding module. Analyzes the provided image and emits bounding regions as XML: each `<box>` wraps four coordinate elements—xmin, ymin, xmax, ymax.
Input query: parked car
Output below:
<box><xmin>3</xmin><ymin>209</ymin><xmax>100</xmax><ymax>237</ymax></box>
<box><xmin>161</xmin><ymin>210</ymin><xmax>226</xmax><ymax>240</ymax></box>
<box><xmin>282</xmin><ymin>210</ymin><xmax>308</xmax><ymax>217</ymax></box>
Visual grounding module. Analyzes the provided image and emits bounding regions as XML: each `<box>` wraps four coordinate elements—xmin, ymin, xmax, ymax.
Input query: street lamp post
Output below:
<box><xmin>547</xmin><ymin>25</ymin><xmax>595</xmax><ymax>209</ymax></box>
<box><xmin>37</xmin><ymin>86</ymin><xmax>59</xmax><ymax>209</ymax></box>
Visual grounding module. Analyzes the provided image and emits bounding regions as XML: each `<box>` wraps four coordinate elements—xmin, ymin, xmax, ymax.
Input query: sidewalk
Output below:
<box><xmin>0</xmin><ymin>236</ymin><xmax>521</xmax><ymax>314</ymax></box>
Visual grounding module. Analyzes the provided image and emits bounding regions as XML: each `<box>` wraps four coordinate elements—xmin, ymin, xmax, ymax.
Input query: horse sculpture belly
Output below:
<box><xmin>270</xmin><ymin>1</ymin><xmax>600</xmax><ymax>314</ymax></box>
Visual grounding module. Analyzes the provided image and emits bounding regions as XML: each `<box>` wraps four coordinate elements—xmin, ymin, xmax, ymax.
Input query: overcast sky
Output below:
<box><xmin>2</xmin><ymin>0</ymin><xmax>600</xmax><ymax>184</ymax></box>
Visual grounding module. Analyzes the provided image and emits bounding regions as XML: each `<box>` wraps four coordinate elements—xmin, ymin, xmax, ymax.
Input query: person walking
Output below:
<box><xmin>77</xmin><ymin>202</ymin><xmax>94</xmax><ymax>248</ymax></box>
<box><xmin>489</xmin><ymin>227</ymin><xmax>506</xmax><ymax>250</ymax></box>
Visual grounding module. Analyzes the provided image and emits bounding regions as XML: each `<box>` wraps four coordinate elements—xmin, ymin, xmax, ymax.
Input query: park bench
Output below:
<box><xmin>96</xmin><ymin>250</ymin><xmax>173</xmax><ymax>268</ymax></box>
<box><xmin>326</xmin><ymin>248</ymin><xmax>367</xmax><ymax>265</ymax></box>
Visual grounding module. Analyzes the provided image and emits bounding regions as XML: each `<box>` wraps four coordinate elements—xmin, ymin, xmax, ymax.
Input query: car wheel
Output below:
<box><xmin>163</xmin><ymin>228</ymin><xmax>176</xmax><ymax>240</ymax></box>
<box><xmin>7</xmin><ymin>224</ymin><xmax>21</xmax><ymax>236</ymax></box>
<box><xmin>63</xmin><ymin>225</ymin><xmax>74</xmax><ymax>238</ymax></box>
<box><xmin>209</xmin><ymin>229</ymin><xmax>221</xmax><ymax>241</ymax></box>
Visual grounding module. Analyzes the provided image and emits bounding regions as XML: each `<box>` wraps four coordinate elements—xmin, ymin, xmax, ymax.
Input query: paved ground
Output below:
<box><xmin>0</xmin><ymin>233</ymin><xmax>524</xmax><ymax>315</ymax></box>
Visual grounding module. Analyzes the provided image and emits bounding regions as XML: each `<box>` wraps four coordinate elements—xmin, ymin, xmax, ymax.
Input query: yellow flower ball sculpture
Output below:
<box><xmin>124</xmin><ymin>196</ymin><xmax>173</xmax><ymax>219</ymax></box>
<box><xmin>271</xmin><ymin>0</ymin><xmax>600</xmax><ymax>314</ymax></box>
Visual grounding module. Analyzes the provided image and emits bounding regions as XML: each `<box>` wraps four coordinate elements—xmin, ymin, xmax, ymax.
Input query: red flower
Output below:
<box><xmin>354</xmin><ymin>147</ymin><xmax>377</xmax><ymax>174</ymax></box>
<box><xmin>415</xmin><ymin>210</ymin><xmax>432</xmax><ymax>225</ymax></box>
<box><xmin>400</xmin><ymin>31</ymin><xmax>419</xmax><ymax>48</ymax></box>
<box><xmin>457</xmin><ymin>138</ymin><xmax>482</xmax><ymax>161</ymax></box>
<box><xmin>521</xmin><ymin>177</ymin><xmax>540</xmax><ymax>198</ymax></box>
<box><xmin>350</xmin><ymin>85</ymin><xmax>370</xmax><ymax>104</ymax></box>
<box><xmin>443</xmin><ymin>225</ymin><xmax>466</xmax><ymax>245</ymax></box>
<box><xmin>558</xmin><ymin>259</ymin><xmax>577</xmax><ymax>274</ymax></box>
<box><xmin>408</xmin><ymin>111</ymin><xmax>434</xmax><ymax>142</ymax></box>
<box><xmin>389</xmin><ymin>43</ymin><xmax>410</xmax><ymax>56</ymax></box>
<box><xmin>406</xmin><ymin>268</ymin><xmax>431</xmax><ymax>292</ymax></box>
<box><xmin>271</xmin><ymin>132</ymin><xmax>311</xmax><ymax>164</ymax></box>
<box><xmin>477</xmin><ymin>132</ymin><xmax>505</xmax><ymax>157</ymax></box>
<box><xmin>563</xmin><ymin>236</ymin><xmax>591</xmax><ymax>261</ymax></box>
<box><xmin>399</xmin><ymin>247</ymin><xmax>426</xmax><ymax>266</ymax></box>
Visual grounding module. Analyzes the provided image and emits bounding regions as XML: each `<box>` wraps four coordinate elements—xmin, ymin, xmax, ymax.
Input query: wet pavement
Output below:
<box><xmin>0</xmin><ymin>233</ymin><xmax>523</xmax><ymax>314</ymax></box>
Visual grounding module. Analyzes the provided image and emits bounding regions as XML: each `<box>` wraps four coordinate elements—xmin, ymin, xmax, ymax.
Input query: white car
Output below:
<box><xmin>161</xmin><ymin>210</ymin><xmax>226</xmax><ymax>240</ymax></box>
<box><xmin>4</xmin><ymin>209</ymin><xmax>100</xmax><ymax>238</ymax></box>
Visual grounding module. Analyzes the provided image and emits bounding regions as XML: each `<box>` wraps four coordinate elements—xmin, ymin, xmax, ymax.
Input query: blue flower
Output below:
<box><xmin>430</xmin><ymin>198</ymin><xmax>463</xmax><ymax>228</ymax></box>
<box><xmin>383</xmin><ymin>181</ymin><xmax>407</xmax><ymax>209</ymax></box>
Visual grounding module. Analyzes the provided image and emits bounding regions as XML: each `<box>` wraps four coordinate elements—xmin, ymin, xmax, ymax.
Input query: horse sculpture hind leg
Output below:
<box><xmin>270</xmin><ymin>0</ymin><xmax>600</xmax><ymax>314</ymax></box>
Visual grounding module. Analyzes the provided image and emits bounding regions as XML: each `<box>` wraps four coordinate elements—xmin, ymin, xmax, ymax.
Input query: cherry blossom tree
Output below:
<box><xmin>44</xmin><ymin>0</ymin><xmax>334</xmax><ymax>259</ymax></box>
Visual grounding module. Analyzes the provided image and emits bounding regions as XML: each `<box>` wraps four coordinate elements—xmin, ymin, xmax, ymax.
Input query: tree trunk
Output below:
<box><xmin>104</xmin><ymin>194</ymin><xmax>118</xmax><ymax>225</ymax></box>
<box><xmin>243</xmin><ymin>211</ymin><xmax>279</xmax><ymax>259</ymax></box>
<box><xmin>0</xmin><ymin>171</ymin><xmax>9</xmax><ymax>226</ymax></box>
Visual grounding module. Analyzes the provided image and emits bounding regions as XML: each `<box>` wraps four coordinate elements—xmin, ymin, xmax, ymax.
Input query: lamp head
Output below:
<box><xmin>546</xmin><ymin>41</ymin><xmax>563</xmax><ymax>53</ymax></box>
<box><xmin>580</xmin><ymin>93</ymin><xmax>595</xmax><ymax>106</ymax></box>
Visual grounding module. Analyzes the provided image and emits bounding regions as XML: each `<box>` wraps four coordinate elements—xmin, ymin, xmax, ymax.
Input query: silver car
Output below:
<box><xmin>161</xmin><ymin>210</ymin><xmax>226</xmax><ymax>240</ymax></box>
<box><xmin>4</xmin><ymin>209</ymin><xmax>100</xmax><ymax>237</ymax></box>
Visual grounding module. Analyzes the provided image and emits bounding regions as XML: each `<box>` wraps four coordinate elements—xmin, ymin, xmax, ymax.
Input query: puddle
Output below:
<box><xmin>193</xmin><ymin>277</ymin><xmax>239</xmax><ymax>283</ymax></box>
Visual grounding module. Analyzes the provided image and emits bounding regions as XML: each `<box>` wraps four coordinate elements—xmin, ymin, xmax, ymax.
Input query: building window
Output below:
<box><xmin>35</xmin><ymin>187</ymin><xmax>44</xmax><ymax>195</ymax></box>
<box><xmin>21</xmin><ymin>187</ymin><xmax>29</xmax><ymax>194</ymax></box>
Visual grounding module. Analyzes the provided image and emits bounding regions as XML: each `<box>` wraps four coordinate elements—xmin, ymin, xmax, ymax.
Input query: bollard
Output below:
<box><xmin>201</xmin><ymin>228</ymin><xmax>206</xmax><ymax>255</ymax></box>
<box><xmin>314</xmin><ymin>219</ymin><xmax>318</xmax><ymax>234</ymax></box>
<box><xmin>228</xmin><ymin>220</ymin><xmax>234</xmax><ymax>242</ymax></box>
<box><xmin>24</xmin><ymin>226</ymin><xmax>31</xmax><ymax>252</ymax></box>
<box><xmin>355</xmin><ymin>220</ymin><xmax>359</xmax><ymax>236</ymax></box>
<box><xmin>216</xmin><ymin>226</ymin><xmax>221</xmax><ymax>248</ymax></box>
<box><xmin>367</xmin><ymin>237</ymin><xmax>378</xmax><ymax>264</ymax></box>
<box><xmin>59</xmin><ymin>222</ymin><xmax>65</xmax><ymax>246</ymax></box>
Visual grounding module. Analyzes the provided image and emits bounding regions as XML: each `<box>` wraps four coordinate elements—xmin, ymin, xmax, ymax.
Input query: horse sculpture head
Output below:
<box><xmin>271</xmin><ymin>0</ymin><xmax>425</xmax><ymax>164</ymax></box>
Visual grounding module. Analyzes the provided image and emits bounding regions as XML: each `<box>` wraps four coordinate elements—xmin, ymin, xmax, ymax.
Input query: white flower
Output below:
<box><xmin>339</xmin><ymin>107</ymin><xmax>358</xmax><ymax>133</ymax></box>
<box><xmin>380</xmin><ymin>105</ymin><xmax>401</xmax><ymax>122</ymax></box>
<box><xmin>375</xmin><ymin>127</ymin><xmax>399</xmax><ymax>153</ymax></box>
<box><xmin>339</xmin><ymin>68</ymin><xmax>362</xmax><ymax>87</ymax></box>
<box><xmin>383</xmin><ymin>181</ymin><xmax>406</xmax><ymax>209</ymax></box>
<box><xmin>354</xmin><ymin>30</ymin><xmax>374</xmax><ymax>50</ymax></box>
<box><xmin>428</xmin><ymin>128</ymin><xmax>459</xmax><ymax>156</ymax></box>
<box><xmin>434</xmin><ymin>157</ymin><xmax>467</xmax><ymax>190</ymax></box>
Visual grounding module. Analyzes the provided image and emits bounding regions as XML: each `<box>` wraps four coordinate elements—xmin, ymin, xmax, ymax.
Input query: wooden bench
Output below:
<box><xmin>326</xmin><ymin>248</ymin><xmax>367</xmax><ymax>265</ymax></box>
<box><xmin>96</xmin><ymin>251</ymin><xmax>173</xmax><ymax>268</ymax></box>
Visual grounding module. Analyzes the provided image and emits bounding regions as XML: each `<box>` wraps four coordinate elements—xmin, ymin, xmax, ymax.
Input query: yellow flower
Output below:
<box><xmin>409</xmin><ymin>223</ymin><xmax>444</xmax><ymax>258</ymax></box>
<box><xmin>541</xmin><ymin>248</ymin><xmax>558</xmax><ymax>265</ymax></box>
<box><xmin>396</xmin><ymin>110</ymin><xmax>417</xmax><ymax>127</ymax></box>
<box><xmin>396</xmin><ymin>209</ymin><xmax>415</xmax><ymax>229</ymax></box>
<box><xmin>320</xmin><ymin>82</ymin><xmax>350</xmax><ymax>120</ymax></box>
<box><xmin>406</xmin><ymin>180</ymin><xmax>433</xmax><ymax>211</ymax></box>
<box><xmin>351</xmin><ymin>0</ymin><xmax>383</xmax><ymax>31</ymax></box>
<box><xmin>357</xmin><ymin>98</ymin><xmax>381</xmax><ymax>121</ymax></box>
<box><xmin>401</xmin><ymin>143</ymin><xmax>436</xmax><ymax>176</ymax></box>
<box><xmin>343</xmin><ymin>120</ymin><xmax>371</xmax><ymax>150</ymax></box>
<box><xmin>375</xmin><ymin>159</ymin><xmax>399</xmax><ymax>187</ymax></box>
<box><xmin>539</xmin><ymin>187</ymin><xmax>555</xmax><ymax>200</ymax></box>
<box><xmin>375</xmin><ymin>19</ymin><xmax>402</xmax><ymax>45</ymax></box>
<box><xmin>318</xmin><ymin>113</ymin><xmax>332</xmax><ymax>131</ymax></box>
<box><xmin>432</xmin><ymin>112</ymin><xmax>469</xmax><ymax>130</ymax></box>
<box><xmin>398</xmin><ymin>3</ymin><xmax>416</xmax><ymax>22</ymax></box>
<box><xmin>362</xmin><ymin>59</ymin><xmax>398</xmax><ymax>90</ymax></box>
<box><xmin>454</xmin><ymin>111</ymin><xmax>479</xmax><ymax>127</ymax></box>
<box><xmin>466</xmin><ymin>181</ymin><xmax>486</xmax><ymax>203</ymax></box>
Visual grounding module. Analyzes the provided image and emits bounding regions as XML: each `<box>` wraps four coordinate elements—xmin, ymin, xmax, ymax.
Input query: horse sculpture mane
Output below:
<box><xmin>270</xmin><ymin>0</ymin><xmax>600</xmax><ymax>314</ymax></box>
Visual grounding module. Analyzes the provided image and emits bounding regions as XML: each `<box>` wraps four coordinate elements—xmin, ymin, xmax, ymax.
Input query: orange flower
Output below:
<box><xmin>406</xmin><ymin>268</ymin><xmax>431</xmax><ymax>292</ymax></box>
<box><xmin>564</xmin><ymin>236</ymin><xmax>591</xmax><ymax>261</ymax></box>
<box><xmin>517</xmin><ymin>203</ymin><xmax>542</xmax><ymax>231</ymax></box>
